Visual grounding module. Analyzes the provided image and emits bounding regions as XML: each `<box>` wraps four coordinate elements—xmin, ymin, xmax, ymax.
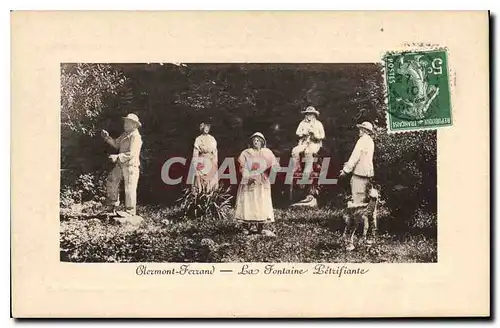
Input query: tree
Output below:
<box><xmin>61</xmin><ymin>63</ymin><xmax>128</xmax><ymax>136</ymax></box>
<box><xmin>60</xmin><ymin>63</ymin><xmax>130</xmax><ymax>188</ymax></box>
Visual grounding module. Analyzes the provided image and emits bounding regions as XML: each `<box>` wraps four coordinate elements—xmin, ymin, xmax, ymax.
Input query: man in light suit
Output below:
<box><xmin>339</xmin><ymin>121</ymin><xmax>375</xmax><ymax>205</ymax></box>
<box><xmin>101</xmin><ymin>113</ymin><xmax>143</xmax><ymax>216</ymax></box>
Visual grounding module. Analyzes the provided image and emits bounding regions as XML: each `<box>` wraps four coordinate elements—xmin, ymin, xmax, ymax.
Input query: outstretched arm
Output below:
<box><xmin>105</xmin><ymin>137</ymin><xmax>119</xmax><ymax>149</ymax></box>
<box><xmin>101</xmin><ymin>130</ymin><xmax>119</xmax><ymax>149</ymax></box>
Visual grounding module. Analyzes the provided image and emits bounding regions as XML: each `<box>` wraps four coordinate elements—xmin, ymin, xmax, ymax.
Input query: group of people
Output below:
<box><xmin>99</xmin><ymin>106</ymin><xmax>377</xmax><ymax>242</ymax></box>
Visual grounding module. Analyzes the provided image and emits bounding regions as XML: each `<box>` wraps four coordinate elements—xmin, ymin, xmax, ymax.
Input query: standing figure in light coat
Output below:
<box><xmin>191</xmin><ymin>122</ymin><xmax>219</xmax><ymax>193</ymax></box>
<box><xmin>101</xmin><ymin>113</ymin><xmax>143</xmax><ymax>216</ymax></box>
<box><xmin>235</xmin><ymin>132</ymin><xmax>280</xmax><ymax>235</ymax></box>
<box><xmin>339</xmin><ymin>121</ymin><xmax>375</xmax><ymax>205</ymax></box>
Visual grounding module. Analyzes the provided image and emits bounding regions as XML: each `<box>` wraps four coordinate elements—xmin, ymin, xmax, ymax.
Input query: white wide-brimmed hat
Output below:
<box><xmin>301</xmin><ymin>106</ymin><xmax>320</xmax><ymax>116</ymax></box>
<box><xmin>122</xmin><ymin>113</ymin><xmax>142</xmax><ymax>127</ymax></box>
<box><xmin>356</xmin><ymin>121</ymin><xmax>373</xmax><ymax>133</ymax></box>
<box><xmin>250</xmin><ymin>132</ymin><xmax>267</xmax><ymax>146</ymax></box>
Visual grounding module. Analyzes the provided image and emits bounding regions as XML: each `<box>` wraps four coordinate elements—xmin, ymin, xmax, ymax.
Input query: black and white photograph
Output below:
<box><xmin>60</xmin><ymin>63</ymin><xmax>437</xmax><ymax>263</ymax></box>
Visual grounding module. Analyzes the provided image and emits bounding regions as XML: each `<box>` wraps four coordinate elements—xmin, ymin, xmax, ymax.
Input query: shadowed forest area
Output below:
<box><xmin>60</xmin><ymin>63</ymin><xmax>437</xmax><ymax>263</ymax></box>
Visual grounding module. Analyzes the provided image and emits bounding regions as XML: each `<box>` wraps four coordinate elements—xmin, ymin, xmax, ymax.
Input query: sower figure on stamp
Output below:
<box><xmin>101</xmin><ymin>113</ymin><xmax>143</xmax><ymax>216</ymax></box>
<box><xmin>291</xmin><ymin>106</ymin><xmax>325</xmax><ymax>204</ymax></box>
<box><xmin>395</xmin><ymin>56</ymin><xmax>440</xmax><ymax>120</ymax></box>
<box><xmin>339</xmin><ymin>121</ymin><xmax>376</xmax><ymax>250</ymax></box>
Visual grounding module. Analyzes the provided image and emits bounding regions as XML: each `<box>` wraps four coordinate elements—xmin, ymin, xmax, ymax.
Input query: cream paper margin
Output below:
<box><xmin>11</xmin><ymin>11</ymin><xmax>490</xmax><ymax>318</ymax></box>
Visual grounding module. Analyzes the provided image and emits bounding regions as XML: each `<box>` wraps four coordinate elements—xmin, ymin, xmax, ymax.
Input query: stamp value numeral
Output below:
<box><xmin>429</xmin><ymin>58</ymin><xmax>443</xmax><ymax>75</ymax></box>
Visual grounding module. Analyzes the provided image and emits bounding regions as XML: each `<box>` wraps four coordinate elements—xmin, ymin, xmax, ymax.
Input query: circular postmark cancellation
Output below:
<box><xmin>383</xmin><ymin>49</ymin><xmax>452</xmax><ymax>132</ymax></box>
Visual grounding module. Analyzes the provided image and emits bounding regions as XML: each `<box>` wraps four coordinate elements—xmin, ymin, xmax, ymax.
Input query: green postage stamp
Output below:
<box><xmin>384</xmin><ymin>49</ymin><xmax>452</xmax><ymax>132</ymax></box>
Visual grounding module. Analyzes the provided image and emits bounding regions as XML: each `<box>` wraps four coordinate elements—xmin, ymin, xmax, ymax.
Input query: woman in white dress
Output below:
<box><xmin>192</xmin><ymin>122</ymin><xmax>218</xmax><ymax>193</ymax></box>
<box><xmin>234</xmin><ymin>132</ymin><xmax>279</xmax><ymax>234</ymax></box>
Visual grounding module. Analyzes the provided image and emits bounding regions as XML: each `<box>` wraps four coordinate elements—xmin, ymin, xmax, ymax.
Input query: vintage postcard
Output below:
<box><xmin>11</xmin><ymin>11</ymin><xmax>490</xmax><ymax>318</ymax></box>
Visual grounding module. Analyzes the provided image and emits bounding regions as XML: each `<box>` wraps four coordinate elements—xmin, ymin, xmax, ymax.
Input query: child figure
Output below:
<box><xmin>291</xmin><ymin>106</ymin><xmax>325</xmax><ymax>177</ymax></box>
<box><xmin>290</xmin><ymin>106</ymin><xmax>325</xmax><ymax>205</ymax></box>
<box><xmin>101</xmin><ymin>113</ymin><xmax>143</xmax><ymax>216</ymax></box>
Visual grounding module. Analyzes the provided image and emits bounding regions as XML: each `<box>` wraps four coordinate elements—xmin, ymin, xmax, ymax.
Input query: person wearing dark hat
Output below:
<box><xmin>339</xmin><ymin>121</ymin><xmax>375</xmax><ymax>205</ymax></box>
<box><xmin>101</xmin><ymin>113</ymin><xmax>143</xmax><ymax>216</ymax></box>
<box><xmin>191</xmin><ymin>122</ymin><xmax>218</xmax><ymax>193</ymax></box>
<box><xmin>234</xmin><ymin>132</ymin><xmax>279</xmax><ymax>236</ymax></box>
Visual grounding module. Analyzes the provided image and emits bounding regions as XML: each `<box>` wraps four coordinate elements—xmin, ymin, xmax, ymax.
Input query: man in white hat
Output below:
<box><xmin>340</xmin><ymin>121</ymin><xmax>375</xmax><ymax>205</ymax></box>
<box><xmin>101</xmin><ymin>113</ymin><xmax>143</xmax><ymax>216</ymax></box>
<box><xmin>291</xmin><ymin>106</ymin><xmax>325</xmax><ymax>177</ymax></box>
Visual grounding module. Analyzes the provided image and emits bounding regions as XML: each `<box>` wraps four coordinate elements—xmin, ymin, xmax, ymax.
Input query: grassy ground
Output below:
<box><xmin>60</xmin><ymin>202</ymin><xmax>437</xmax><ymax>263</ymax></box>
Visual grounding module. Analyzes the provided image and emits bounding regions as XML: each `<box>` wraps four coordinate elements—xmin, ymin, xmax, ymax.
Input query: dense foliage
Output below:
<box><xmin>61</xmin><ymin>63</ymin><xmax>128</xmax><ymax>136</ymax></box>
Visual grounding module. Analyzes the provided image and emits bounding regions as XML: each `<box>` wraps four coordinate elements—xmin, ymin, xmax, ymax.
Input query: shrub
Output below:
<box><xmin>60</xmin><ymin>187</ymin><xmax>82</xmax><ymax>208</ymax></box>
<box><xmin>60</xmin><ymin>172</ymin><xmax>107</xmax><ymax>209</ymax></box>
<box><xmin>373</xmin><ymin>130</ymin><xmax>437</xmax><ymax>233</ymax></box>
<box><xmin>412</xmin><ymin>207</ymin><xmax>437</xmax><ymax>230</ymax></box>
<box><xmin>176</xmin><ymin>186</ymin><xmax>233</xmax><ymax>220</ymax></box>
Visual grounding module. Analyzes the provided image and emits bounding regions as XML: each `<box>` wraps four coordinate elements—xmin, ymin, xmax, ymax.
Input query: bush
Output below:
<box><xmin>412</xmin><ymin>207</ymin><xmax>437</xmax><ymax>230</ymax></box>
<box><xmin>176</xmin><ymin>186</ymin><xmax>233</xmax><ymax>220</ymax></box>
<box><xmin>60</xmin><ymin>172</ymin><xmax>107</xmax><ymax>209</ymax></box>
<box><xmin>373</xmin><ymin>130</ymin><xmax>437</xmax><ymax>233</ymax></box>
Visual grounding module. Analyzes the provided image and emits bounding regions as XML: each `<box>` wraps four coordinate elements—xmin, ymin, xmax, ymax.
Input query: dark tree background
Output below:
<box><xmin>61</xmin><ymin>63</ymin><xmax>436</xmax><ymax>228</ymax></box>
